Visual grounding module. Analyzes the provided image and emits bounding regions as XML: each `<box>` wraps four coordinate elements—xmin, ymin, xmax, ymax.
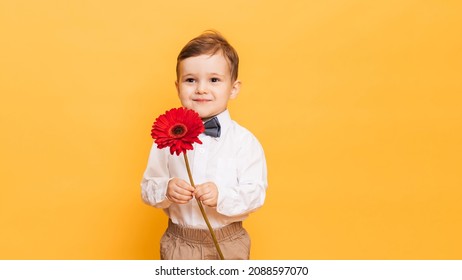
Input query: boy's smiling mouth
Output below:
<box><xmin>193</xmin><ymin>98</ymin><xmax>212</xmax><ymax>103</ymax></box>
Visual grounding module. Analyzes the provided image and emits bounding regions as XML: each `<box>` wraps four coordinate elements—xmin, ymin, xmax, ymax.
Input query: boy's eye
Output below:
<box><xmin>185</xmin><ymin>78</ymin><xmax>195</xmax><ymax>83</ymax></box>
<box><xmin>211</xmin><ymin>78</ymin><xmax>219</xmax><ymax>82</ymax></box>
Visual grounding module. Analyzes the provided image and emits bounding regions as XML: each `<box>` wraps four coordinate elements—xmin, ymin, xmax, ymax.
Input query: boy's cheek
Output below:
<box><xmin>178</xmin><ymin>99</ymin><xmax>192</xmax><ymax>109</ymax></box>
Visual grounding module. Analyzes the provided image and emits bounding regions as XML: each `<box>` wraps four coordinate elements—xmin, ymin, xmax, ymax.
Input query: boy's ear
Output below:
<box><xmin>175</xmin><ymin>80</ymin><xmax>179</xmax><ymax>95</ymax></box>
<box><xmin>230</xmin><ymin>80</ymin><xmax>241</xmax><ymax>99</ymax></box>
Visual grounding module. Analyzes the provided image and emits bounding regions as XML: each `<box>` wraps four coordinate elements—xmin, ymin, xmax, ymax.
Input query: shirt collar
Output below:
<box><xmin>216</xmin><ymin>109</ymin><xmax>231</xmax><ymax>129</ymax></box>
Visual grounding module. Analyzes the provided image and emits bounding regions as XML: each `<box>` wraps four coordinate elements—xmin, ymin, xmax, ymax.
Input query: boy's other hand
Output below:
<box><xmin>194</xmin><ymin>182</ymin><xmax>218</xmax><ymax>207</ymax></box>
<box><xmin>167</xmin><ymin>178</ymin><xmax>194</xmax><ymax>204</ymax></box>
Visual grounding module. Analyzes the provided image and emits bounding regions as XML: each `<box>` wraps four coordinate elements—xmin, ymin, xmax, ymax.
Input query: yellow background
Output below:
<box><xmin>1</xmin><ymin>0</ymin><xmax>461</xmax><ymax>259</ymax></box>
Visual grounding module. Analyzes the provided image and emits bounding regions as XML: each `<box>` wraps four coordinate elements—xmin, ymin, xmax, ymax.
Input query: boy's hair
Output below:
<box><xmin>176</xmin><ymin>30</ymin><xmax>239</xmax><ymax>82</ymax></box>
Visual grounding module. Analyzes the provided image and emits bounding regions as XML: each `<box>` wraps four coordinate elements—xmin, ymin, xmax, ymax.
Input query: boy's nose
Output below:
<box><xmin>195</xmin><ymin>83</ymin><xmax>208</xmax><ymax>94</ymax></box>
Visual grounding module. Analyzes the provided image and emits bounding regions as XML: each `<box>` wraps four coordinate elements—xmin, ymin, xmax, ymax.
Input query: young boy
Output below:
<box><xmin>141</xmin><ymin>30</ymin><xmax>268</xmax><ymax>260</ymax></box>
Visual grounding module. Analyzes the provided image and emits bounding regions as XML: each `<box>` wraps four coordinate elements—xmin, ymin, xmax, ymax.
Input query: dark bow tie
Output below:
<box><xmin>203</xmin><ymin>116</ymin><xmax>221</xmax><ymax>138</ymax></box>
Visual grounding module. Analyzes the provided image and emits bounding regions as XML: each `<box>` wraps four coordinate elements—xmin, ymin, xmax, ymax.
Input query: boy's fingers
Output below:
<box><xmin>195</xmin><ymin>183</ymin><xmax>216</xmax><ymax>195</ymax></box>
<box><xmin>173</xmin><ymin>185</ymin><xmax>193</xmax><ymax>196</ymax></box>
<box><xmin>168</xmin><ymin>191</ymin><xmax>192</xmax><ymax>203</ymax></box>
<box><xmin>175</xmin><ymin>194</ymin><xmax>193</xmax><ymax>203</ymax></box>
<box><xmin>200</xmin><ymin>194</ymin><xmax>217</xmax><ymax>207</ymax></box>
<box><xmin>176</xmin><ymin>179</ymin><xmax>195</xmax><ymax>192</ymax></box>
<box><xmin>195</xmin><ymin>190</ymin><xmax>215</xmax><ymax>202</ymax></box>
<box><xmin>194</xmin><ymin>183</ymin><xmax>209</xmax><ymax>192</ymax></box>
<box><xmin>193</xmin><ymin>187</ymin><xmax>207</xmax><ymax>198</ymax></box>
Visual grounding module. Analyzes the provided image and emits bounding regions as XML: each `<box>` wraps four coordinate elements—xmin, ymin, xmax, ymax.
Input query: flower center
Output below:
<box><xmin>169</xmin><ymin>123</ymin><xmax>187</xmax><ymax>138</ymax></box>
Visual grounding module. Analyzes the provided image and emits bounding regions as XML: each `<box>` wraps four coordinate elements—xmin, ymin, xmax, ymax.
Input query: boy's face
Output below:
<box><xmin>175</xmin><ymin>52</ymin><xmax>240</xmax><ymax>119</ymax></box>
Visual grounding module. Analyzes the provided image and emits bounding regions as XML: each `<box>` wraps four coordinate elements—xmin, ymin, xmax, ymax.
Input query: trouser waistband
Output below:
<box><xmin>166</xmin><ymin>219</ymin><xmax>243</xmax><ymax>243</ymax></box>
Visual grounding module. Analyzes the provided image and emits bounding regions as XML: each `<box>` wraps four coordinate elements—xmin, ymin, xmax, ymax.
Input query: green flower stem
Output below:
<box><xmin>183</xmin><ymin>152</ymin><xmax>225</xmax><ymax>260</ymax></box>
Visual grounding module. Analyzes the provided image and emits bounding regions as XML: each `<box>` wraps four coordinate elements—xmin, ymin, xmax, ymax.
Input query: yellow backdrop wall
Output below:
<box><xmin>1</xmin><ymin>0</ymin><xmax>461</xmax><ymax>259</ymax></box>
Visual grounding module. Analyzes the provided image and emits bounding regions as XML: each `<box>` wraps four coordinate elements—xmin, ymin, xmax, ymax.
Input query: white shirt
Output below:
<box><xmin>141</xmin><ymin>110</ymin><xmax>268</xmax><ymax>229</ymax></box>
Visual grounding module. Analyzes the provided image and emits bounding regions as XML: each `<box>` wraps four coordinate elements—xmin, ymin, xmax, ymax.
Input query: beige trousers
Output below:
<box><xmin>160</xmin><ymin>220</ymin><xmax>251</xmax><ymax>260</ymax></box>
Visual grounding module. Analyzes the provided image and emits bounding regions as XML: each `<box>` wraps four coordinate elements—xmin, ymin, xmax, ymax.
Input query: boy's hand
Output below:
<box><xmin>166</xmin><ymin>178</ymin><xmax>195</xmax><ymax>204</ymax></box>
<box><xmin>194</xmin><ymin>182</ymin><xmax>218</xmax><ymax>207</ymax></box>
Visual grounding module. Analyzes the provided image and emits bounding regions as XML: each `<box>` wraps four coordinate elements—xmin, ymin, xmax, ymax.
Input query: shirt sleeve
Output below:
<box><xmin>140</xmin><ymin>143</ymin><xmax>173</xmax><ymax>209</ymax></box>
<box><xmin>215</xmin><ymin>134</ymin><xmax>268</xmax><ymax>217</ymax></box>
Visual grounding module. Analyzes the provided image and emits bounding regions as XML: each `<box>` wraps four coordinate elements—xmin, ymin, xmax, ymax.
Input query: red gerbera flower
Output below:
<box><xmin>151</xmin><ymin>107</ymin><xmax>204</xmax><ymax>155</ymax></box>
